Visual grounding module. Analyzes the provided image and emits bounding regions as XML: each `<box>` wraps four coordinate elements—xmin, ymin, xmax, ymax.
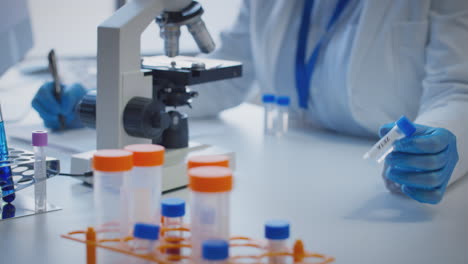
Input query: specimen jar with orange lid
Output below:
<box><xmin>92</xmin><ymin>149</ymin><xmax>133</xmax><ymax>236</ymax></box>
<box><xmin>187</xmin><ymin>155</ymin><xmax>230</xmax><ymax>169</ymax></box>
<box><xmin>123</xmin><ymin>144</ymin><xmax>165</xmax><ymax>233</ymax></box>
<box><xmin>188</xmin><ymin>166</ymin><xmax>233</xmax><ymax>261</ymax></box>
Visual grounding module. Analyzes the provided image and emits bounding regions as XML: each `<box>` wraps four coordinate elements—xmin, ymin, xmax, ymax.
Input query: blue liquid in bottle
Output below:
<box><xmin>0</xmin><ymin>105</ymin><xmax>16</xmax><ymax>203</ymax></box>
<box><xmin>2</xmin><ymin>203</ymin><xmax>16</xmax><ymax>219</ymax></box>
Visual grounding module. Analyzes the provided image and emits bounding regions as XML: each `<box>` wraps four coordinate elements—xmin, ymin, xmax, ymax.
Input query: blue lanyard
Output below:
<box><xmin>295</xmin><ymin>0</ymin><xmax>352</xmax><ymax>109</ymax></box>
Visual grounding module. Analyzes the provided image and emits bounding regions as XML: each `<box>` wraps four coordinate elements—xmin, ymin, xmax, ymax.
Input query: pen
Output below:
<box><xmin>47</xmin><ymin>49</ymin><xmax>65</xmax><ymax>130</ymax></box>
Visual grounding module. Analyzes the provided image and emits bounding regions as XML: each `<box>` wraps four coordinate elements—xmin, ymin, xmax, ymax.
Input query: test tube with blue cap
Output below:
<box><xmin>276</xmin><ymin>96</ymin><xmax>290</xmax><ymax>136</ymax></box>
<box><xmin>363</xmin><ymin>116</ymin><xmax>417</xmax><ymax>163</ymax></box>
<box><xmin>161</xmin><ymin>197</ymin><xmax>186</xmax><ymax>258</ymax></box>
<box><xmin>32</xmin><ymin>130</ymin><xmax>48</xmax><ymax>212</ymax></box>
<box><xmin>162</xmin><ymin>197</ymin><xmax>185</xmax><ymax>230</ymax></box>
<box><xmin>202</xmin><ymin>239</ymin><xmax>229</xmax><ymax>264</ymax></box>
<box><xmin>265</xmin><ymin>220</ymin><xmax>290</xmax><ymax>264</ymax></box>
<box><xmin>262</xmin><ymin>94</ymin><xmax>276</xmax><ymax>135</ymax></box>
<box><xmin>133</xmin><ymin>223</ymin><xmax>160</xmax><ymax>260</ymax></box>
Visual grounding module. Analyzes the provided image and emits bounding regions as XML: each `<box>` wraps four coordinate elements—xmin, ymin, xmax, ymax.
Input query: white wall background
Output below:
<box><xmin>27</xmin><ymin>0</ymin><xmax>242</xmax><ymax>58</ymax></box>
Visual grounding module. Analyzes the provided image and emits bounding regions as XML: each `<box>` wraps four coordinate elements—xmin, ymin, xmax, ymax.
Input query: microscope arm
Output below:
<box><xmin>96</xmin><ymin>0</ymin><xmax>191</xmax><ymax>149</ymax></box>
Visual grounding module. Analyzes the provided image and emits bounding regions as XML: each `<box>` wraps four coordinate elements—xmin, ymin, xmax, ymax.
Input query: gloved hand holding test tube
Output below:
<box><xmin>366</xmin><ymin>116</ymin><xmax>459</xmax><ymax>204</ymax></box>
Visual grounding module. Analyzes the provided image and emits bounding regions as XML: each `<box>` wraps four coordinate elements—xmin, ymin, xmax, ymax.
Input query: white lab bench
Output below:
<box><xmin>0</xmin><ymin>103</ymin><xmax>467</xmax><ymax>264</ymax></box>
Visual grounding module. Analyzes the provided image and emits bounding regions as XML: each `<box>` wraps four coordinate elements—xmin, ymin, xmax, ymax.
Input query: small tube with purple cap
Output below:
<box><xmin>32</xmin><ymin>130</ymin><xmax>48</xmax><ymax>212</ymax></box>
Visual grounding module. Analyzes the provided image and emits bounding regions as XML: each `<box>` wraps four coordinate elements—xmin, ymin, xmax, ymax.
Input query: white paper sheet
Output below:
<box><xmin>6</xmin><ymin>119</ymin><xmax>225</xmax><ymax>154</ymax></box>
<box><xmin>7</xmin><ymin>124</ymin><xmax>96</xmax><ymax>153</ymax></box>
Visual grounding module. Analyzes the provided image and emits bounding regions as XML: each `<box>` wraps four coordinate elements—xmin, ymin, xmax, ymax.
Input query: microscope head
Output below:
<box><xmin>156</xmin><ymin>1</ymin><xmax>215</xmax><ymax>57</ymax></box>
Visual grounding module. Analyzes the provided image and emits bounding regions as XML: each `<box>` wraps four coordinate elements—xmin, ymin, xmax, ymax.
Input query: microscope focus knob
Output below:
<box><xmin>123</xmin><ymin>97</ymin><xmax>168</xmax><ymax>139</ymax></box>
<box><xmin>161</xmin><ymin>111</ymin><xmax>189</xmax><ymax>149</ymax></box>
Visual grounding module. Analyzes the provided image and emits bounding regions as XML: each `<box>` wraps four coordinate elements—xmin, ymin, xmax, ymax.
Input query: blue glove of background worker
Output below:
<box><xmin>32</xmin><ymin>82</ymin><xmax>87</xmax><ymax>130</ymax></box>
<box><xmin>379</xmin><ymin>123</ymin><xmax>458</xmax><ymax>204</ymax></box>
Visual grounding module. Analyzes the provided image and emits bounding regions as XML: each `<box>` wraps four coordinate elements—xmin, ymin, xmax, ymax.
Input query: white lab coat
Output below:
<box><xmin>188</xmin><ymin>0</ymin><xmax>468</xmax><ymax>184</ymax></box>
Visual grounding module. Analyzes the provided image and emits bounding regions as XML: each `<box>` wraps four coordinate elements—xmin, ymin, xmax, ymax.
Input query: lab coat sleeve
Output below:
<box><xmin>184</xmin><ymin>0</ymin><xmax>256</xmax><ymax>118</ymax></box>
<box><xmin>414</xmin><ymin>2</ymin><xmax>468</xmax><ymax>185</ymax></box>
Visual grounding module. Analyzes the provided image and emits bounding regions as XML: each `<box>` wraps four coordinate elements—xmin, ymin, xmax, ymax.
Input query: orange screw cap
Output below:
<box><xmin>124</xmin><ymin>144</ymin><xmax>165</xmax><ymax>167</ymax></box>
<box><xmin>92</xmin><ymin>149</ymin><xmax>133</xmax><ymax>172</ymax></box>
<box><xmin>187</xmin><ymin>155</ymin><xmax>229</xmax><ymax>169</ymax></box>
<box><xmin>188</xmin><ymin>166</ymin><xmax>233</xmax><ymax>193</ymax></box>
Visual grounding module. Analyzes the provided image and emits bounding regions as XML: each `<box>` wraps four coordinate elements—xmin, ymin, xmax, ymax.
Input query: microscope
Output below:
<box><xmin>70</xmin><ymin>0</ymin><xmax>241</xmax><ymax>190</ymax></box>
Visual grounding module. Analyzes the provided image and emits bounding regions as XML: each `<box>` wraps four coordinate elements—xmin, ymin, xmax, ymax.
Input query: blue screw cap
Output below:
<box><xmin>265</xmin><ymin>220</ymin><xmax>290</xmax><ymax>240</ymax></box>
<box><xmin>133</xmin><ymin>223</ymin><xmax>160</xmax><ymax>240</ymax></box>
<box><xmin>161</xmin><ymin>198</ymin><xmax>186</xmax><ymax>217</ymax></box>
<box><xmin>202</xmin><ymin>240</ymin><xmax>229</xmax><ymax>261</ymax></box>
<box><xmin>396</xmin><ymin>116</ymin><xmax>416</xmax><ymax>137</ymax></box>
<box><xmin>276</xmin><ymin>96</ymin><xmax>290</xmax><ymax>106</ymax></box>
<box><xmin>262</xmin><ymin>94</ymin><xmax>276</xmax><ymax>103</ymax></box>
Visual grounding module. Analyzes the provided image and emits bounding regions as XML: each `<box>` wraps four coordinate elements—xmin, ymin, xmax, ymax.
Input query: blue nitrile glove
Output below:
<box><xmin>32</xmin><ymin>82</ymin><xmax>87</xmax><ymax>130</ymax></box>
<box><xmin>379</xmin><ymin>123</ymin><xmax>458</xmax><ymax>204</ymax></box>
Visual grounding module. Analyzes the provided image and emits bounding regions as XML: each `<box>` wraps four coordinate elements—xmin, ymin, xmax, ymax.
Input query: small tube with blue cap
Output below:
<box><xmin>132</xmin><ymin>223</ymin><xmax>160</xmax><ymax>260</ymax></box>
<box><xmin>161</xmin><ymin>197</ymin><xmax>186</xmax><ymax>258</ymax></box>
<box><xmin>262</xmin><ymin>94</ymin><xmax>276</xmax><ymax>135</ymax></box>
<box><xmin>202</xmin><ymin>239</ymin><xmax>229</xmax><ymax>264</ymax></box>
<box><xmin>265</xmin><ymin>220</ymin><xmax>290</xmax><ymax>264</ymax></box>
<box><xmin>32</xmin><ymin>131</ymin><xmax>48</xmax><ymax>212</ymax></box>
<box><xmin>275</xmin><ymin>96</ymin><xmax>290</xmax><ymax>136</ymax></box>
<box><xmin>363</xmin><ymin>116</ymin><xmax>416</xmax><ymax>163</ymax></box>
<box><xmin>162</xmin><ymin>197</ymin><xmax>185</xmax><ymax>232</ymax></box>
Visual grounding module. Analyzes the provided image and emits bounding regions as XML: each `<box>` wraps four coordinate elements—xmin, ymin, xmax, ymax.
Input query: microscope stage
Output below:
<box><xmin>141</xmin><ymin>56</ymin><xmax>242</xmax><ymax>86</ymax></box>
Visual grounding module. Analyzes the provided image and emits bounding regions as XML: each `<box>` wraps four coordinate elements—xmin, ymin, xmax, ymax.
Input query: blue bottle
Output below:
<box><xmin>0</xmin><ymin>104</ymin><xmax>15</xmax><ymax>202</ymax></box>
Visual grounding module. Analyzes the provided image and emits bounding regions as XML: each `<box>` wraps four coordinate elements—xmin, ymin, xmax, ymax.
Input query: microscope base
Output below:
<box><xmin>0</xmin><ymin>195</ymin><xmax>61</xmax><ymax>221</ymax></box>
<box><xmin>70</xmin><ymin>142</ymin><xmax>235</xmax><ymax>191</ymax></box>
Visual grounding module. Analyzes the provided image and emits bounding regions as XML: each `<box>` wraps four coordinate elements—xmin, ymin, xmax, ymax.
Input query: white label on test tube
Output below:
<box><xmin>189</xmin><ymin>166</ymin><xmax>233</xmax><ymax>263</ymax></box>
<box><xmin>123</xmin><ymin>144</ymin><xmax>165</xmax><ymax>235</ymax></box>
<box><xmin>32</xmin><ymin>131</ymin><xmax>48</xmax><ymax>213</ymax></box>
<box><xmin>363</xmin><ymin>125</ymin><xmax>403</xmax><ymax>163</ymax></box>
<box><xmin>363</xmin><ymin>116</ymin><xmax>416</xmax><ymax>163</ymax></box>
